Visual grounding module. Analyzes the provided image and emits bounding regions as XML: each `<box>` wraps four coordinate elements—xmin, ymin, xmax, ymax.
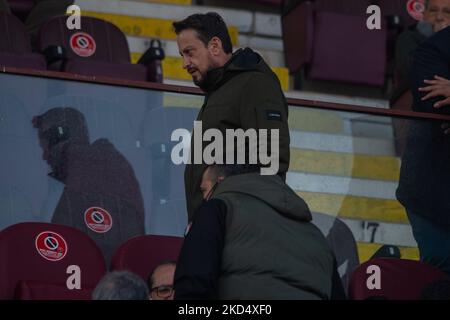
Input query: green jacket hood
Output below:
<box><xmin>212</xmin><ymin>173</ymin><xmax>312</xmax><ymax>222</ymax></box>
<box><xmin>201</xmin><ymin>48</ymin><xmax>275</xmax><ymax>92</ymax></box>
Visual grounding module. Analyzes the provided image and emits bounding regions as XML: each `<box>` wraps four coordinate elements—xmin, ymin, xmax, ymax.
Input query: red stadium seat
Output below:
<box><xmin>0</xmin><ymin>12</ymin><xmax>46</xmax><ymax>70</ymax></box>
<box><xmin>282</xmin><ymin>0</ymin><xmax>387</xmax><ymax>86</ymax></box>
<box><xmin>37</xmin><ymin>16</ymin><xmax>161</xmax><ymax>82</ymax></box>
<box><xmin>349</xmin><ymin>258</ymin><xmax>450</xmax><ymax>300</ymax></box>
<box><xmin>0</xmin><ymin>222</ymin><xmax>106</xmax><ymax>300</ymax></box>
<box><xmin>110</xmin><ymin>235</ymin><xmax>184</xmax><ymax>281</ymax></box>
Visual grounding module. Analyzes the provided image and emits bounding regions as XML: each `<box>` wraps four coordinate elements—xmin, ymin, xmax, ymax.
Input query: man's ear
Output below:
<box><xmin>209</xmin><ymin>36</ymin><xmax>223</xmax><ymax>55</ymax></box>
<box><xmin>217</xmin><ymin>176</ymin><xmax>225</xmax><ymax>183</ymax></box>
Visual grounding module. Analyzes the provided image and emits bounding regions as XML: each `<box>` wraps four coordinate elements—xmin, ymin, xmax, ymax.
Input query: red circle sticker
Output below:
<box><xmin>70</xmin><ymin>32</ymin><xmax>96</xmax><ymax>57</ymax></box>
<box><xmin>407</xmin><ymin>0</ymin><xmax>426</xmax><ymax>21</ymax></box>
<box><xmin>35</xmin><ymin>231</ymin><xmax>68</xmax><ymax>262</ymax></box>
<box><xmin>84</xmin><ymin>207</ymin><xmax>113</xmax><ymax>233</ymax></box>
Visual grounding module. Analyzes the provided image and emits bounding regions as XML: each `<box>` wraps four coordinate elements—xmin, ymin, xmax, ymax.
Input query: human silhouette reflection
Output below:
<box><xmin>33</xmin><ymin>107</ymin><xmax>145</xmax><ymax>264</ymax></box>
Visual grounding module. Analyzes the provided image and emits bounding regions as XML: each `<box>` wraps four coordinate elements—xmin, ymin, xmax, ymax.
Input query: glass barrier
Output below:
<box><xmin>1</xmin><ymin>72</ymin><xmax>449</xmax><ymax>279</ymax></box>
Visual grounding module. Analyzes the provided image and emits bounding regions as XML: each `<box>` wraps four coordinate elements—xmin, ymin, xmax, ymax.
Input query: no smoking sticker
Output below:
<box><xmin>84</xmin><ymin>207</ymin><xmax>113</xmax><ymax>233</ymax></box>
<box><xmin>407</xmin><ymin>0</ymin><xmax>426</xmax><ymax>21</ymax></box>
<box><xmin>35</xmin><ymin>231</ymin><xmax>68</xmax><ymax>262</ymax></box>
<box><xmin>70</xmin><ymin>32</ymin><xmax>96</xmax><ymax>57</ymax></box>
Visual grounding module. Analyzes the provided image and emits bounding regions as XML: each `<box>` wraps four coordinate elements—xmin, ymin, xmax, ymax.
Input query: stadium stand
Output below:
<box><xmin>282</xmin><ymin>0</ymin><xmax>387</xmax><ymax>86</ymax></box>
<box><xmin>349</xmin><ymin>258</ymin><xmax>450</xmax><ymax>299</ymax></box>
<box><xmin>0</xmin><ymin>222</ymin><xmax>106</xmax><ymax>299</ymax></box>
<box><xmin>2</xmin><ymin>0</ymin><xmax>446</xmax><ymax>300</ymax></box>
<box><xmin>0</xmin><ymin>12</ymin><xmax>46</xmax><ymax>70</ymax></box>
<box><xmin>37</xmin><ymin>15</ymin><xmax>163</xmax><ymax>82</ymax></box>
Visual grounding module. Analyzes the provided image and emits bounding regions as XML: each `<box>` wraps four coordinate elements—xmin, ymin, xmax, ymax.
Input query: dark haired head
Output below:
<box><xmin>173</xmin><ymin>12</ymin><xmax>232</xmax><ymax>54</ymax></box>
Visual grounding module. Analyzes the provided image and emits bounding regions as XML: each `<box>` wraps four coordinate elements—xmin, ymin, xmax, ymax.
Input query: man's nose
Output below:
<box><xmin>182</xmin><ymin>57</ymin><xmax>190</xmax><ymax>69</ymax></box>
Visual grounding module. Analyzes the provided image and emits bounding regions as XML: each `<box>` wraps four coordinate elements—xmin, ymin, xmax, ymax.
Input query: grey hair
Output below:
<box><xmin>92</xmin><ymin>271</ymin><xmax>149</xmax><ymax>300</ymax></box>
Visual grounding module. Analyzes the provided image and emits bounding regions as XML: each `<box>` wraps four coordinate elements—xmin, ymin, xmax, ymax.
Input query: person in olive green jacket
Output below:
<box><xmin>173</xmin><ymin>12</ymin><xmax>290</xmax><ymax>221</ymax></box>
<box><xmin>174</xmin><ymin>165</ymin><xmax>342</xmax><ymax>300</ymax></box>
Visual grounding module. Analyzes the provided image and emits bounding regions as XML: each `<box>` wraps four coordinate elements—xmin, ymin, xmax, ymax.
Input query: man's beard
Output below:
<box><xmin>192</xmin><ymin>71</ymin><xmax>207</xmax><ymax>88</ymax></box>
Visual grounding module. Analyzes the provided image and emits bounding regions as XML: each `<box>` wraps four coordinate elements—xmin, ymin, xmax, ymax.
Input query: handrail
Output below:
<box><xmin>3</xmin><ymin>66</ymin><xmax>450</xmax><ymax>122</ymax></box>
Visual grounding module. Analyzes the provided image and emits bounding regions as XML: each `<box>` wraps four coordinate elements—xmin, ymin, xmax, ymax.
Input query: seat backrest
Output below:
<box><xmin>38</xmin><ymin>16</ymin><xmax>131</xmax><ymax>63</ymax></box>
<box><xmin>312</xmin><ymin>212</ymin><xmax>360</xmax><ymax>295</ymax></box>
<box><xmin>15</xmin><ymin>280</ymin><xmax>94</xmax><ymax>300</ymax></box>
<box><xmin>313</xmin><ymin>0</ymin><xmax>372</xmax><ymax>15</ymax></box>
<box><xmin>349</xmin><ymin>258</ymin><xmax>450</xmax><ymax>299</ymax></box>
<box><xmin>310</xmin><ymin>11</ymin><xmax>387</xmax><ymax>86</ymax></box>
<box><xmin>0</xmin><ymin>222</ymin><xmax>107</xmax><ymax>299</ymax></box>
<box><xmin>110</xmin><ymin>235</ymin><xmax>184</xmax><ymax>281</ymax></box>
<box><xmin>0</xmin><ymin>11</ymin><xmax>31</xmax><ymax>53</ymax></box>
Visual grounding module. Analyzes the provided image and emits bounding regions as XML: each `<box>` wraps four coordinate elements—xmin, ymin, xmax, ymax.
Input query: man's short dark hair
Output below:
<box><xmin>147</xmin><ymin>261</ymin><xmax>177</xmax><ymax>289</ymax></box>
<box><xmin>92</xmin><ymin>271</ymin><xmax>149</xmax><ymax>300</ymax></box>
<box><xmin>173</xmin><ymin>12</ymin><xmax>233</xmax><ymax>54</ymax></box>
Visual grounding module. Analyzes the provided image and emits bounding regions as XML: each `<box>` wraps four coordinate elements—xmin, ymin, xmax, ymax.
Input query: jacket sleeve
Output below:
<box><xmin>411</xmin><ymin>26</ymin><xmax>450</xmax><ymax>114</ymax></box>
<box><xmin>238</xmin><ymin>72</ymin><xmax>290</xmax><ymax>176</ymax></box>
<box><xmin>174</xmin><ymin>199</ymin><xmax>227</xmax><ymax>300</ymax></box>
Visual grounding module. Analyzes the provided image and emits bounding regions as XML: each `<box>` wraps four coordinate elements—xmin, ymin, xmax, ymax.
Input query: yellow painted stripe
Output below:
<box><xmin>132</xmin><ymin>53</ymin><xmax>289</xmax><ymax>91</ymax></box>
<box><xmin>161</xmin><ymin>56</ymin><xmax>192</xmax><ymax>81</ymax></box>
<box><xmin>288</xmin><ymin>107</ymin><xmax>344</xmax><ymax>134</ymax></box>
<box><xmin>291</xmin><ymin>149</ymin><xmax>400</xmax><ymax>181</ymax></box>
<box><xmin>357</xmin><ymin>242</ymin><xmax>419</xmax><ymax>263</ymax></box>
<box><xmin>297</xmin><ymin>191</ymin><xmax>408</xmax><ymax>224</ymax></box>
<box><xmin>271</xmin><ymin>67</ymin><xmax>289</xmax><ymax>93</ymax></box>
<box><xmin>83</xmin><ymin>11</ymin><xmax>238</xmax><ymax>45</ymax></box>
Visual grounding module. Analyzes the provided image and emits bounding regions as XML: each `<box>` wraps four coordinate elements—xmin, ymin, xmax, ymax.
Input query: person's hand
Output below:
<box><xmin>419</xmin><ymin>75</ymin><xmax>450</xmax><ymax>108</ymax></box>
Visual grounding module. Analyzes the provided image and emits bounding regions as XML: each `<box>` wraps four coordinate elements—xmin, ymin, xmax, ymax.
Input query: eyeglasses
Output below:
<box><xmin>151</xmin><ymin>285</ymin><xmax>174</xmax><ymax>298</ymax></box>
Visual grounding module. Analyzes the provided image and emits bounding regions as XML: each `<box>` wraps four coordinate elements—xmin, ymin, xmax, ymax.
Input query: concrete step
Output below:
<box><xmin>340</xmin><ymin>218</ymin><xmax>415</xmax><ymax>248</ymax></box>
<box><xmin>76</xmin><ymin>0</ymin><xmax>254</xmax><ymax>33</ymax></box>
<box><xmin>127</xmin><ymin>36</ymin><xmax>284</xmax><ymax>64</ymax></box>
<box><xmin>76</xmin><ymin>0</ymin><xmax>283</xmax><ymax>37</ymax></box>
<box><xmin>162</xmin><ymin>93</ymin><xmax>396</xmax><ymax>148</ymax></box>
<box><xmin>290</xmin><ymin>130</ymin><xmax>395</xmax><ymax>156</ymax></box>
<box><xmin>286</xmin><ymin>171</ymin><xmax>398</xmax><ymax>200</ymax></box>
<box><xmin>82</xmin><ymin>10</ymin><xmax>239</xmax><ymax>44</ymax></box>
<box><xmin>299</xmin><ymin>191</ymin><xmax>407</xmax><ymax>224</ymax></box>
<box><xmin>290</xmin><ymin>148</ymin><xmax>400</xmax><ymax>181</ymax></box>
<box><xmin>132</xmin><ymin>54</ymin><xmax>290</xmax><ymax>90</ymax></box>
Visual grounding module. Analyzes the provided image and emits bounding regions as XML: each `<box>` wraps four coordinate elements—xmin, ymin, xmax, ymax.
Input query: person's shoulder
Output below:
<box><xmin>397</xmin><ymin>27</ymin><xmax>423</xmax><ymax>44</ymax></box>
<box><xmin>197</xmin><ymin>198</ymin><xmax>227</xmax><ymax>215</ymax></box>
<box><xmin>231</xmin><ymin>70</ymin><xmax>281</xmax><ymax>94</ymax></box>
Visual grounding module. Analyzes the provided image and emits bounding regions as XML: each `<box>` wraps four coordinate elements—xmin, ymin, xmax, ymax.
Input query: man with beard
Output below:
<box><xmin>173</xmin><ymin>12</ymin><xmax>290</xmax><ymax>221</ymax></box>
